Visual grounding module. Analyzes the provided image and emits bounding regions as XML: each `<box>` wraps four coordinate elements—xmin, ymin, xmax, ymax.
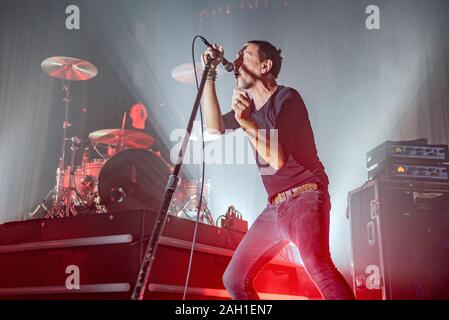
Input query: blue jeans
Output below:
<box><xmin>222</xmin><ymin>189</ymin><xmax>355</xmax><ymax>300</ymax></box>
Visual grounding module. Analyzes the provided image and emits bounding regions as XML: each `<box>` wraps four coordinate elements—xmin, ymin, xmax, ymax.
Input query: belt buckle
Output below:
<box><xmin>278</xmin><ymin>193</ymin><xmax>286</xmax><ymax>204</ymax></box>
<box><xmin>273</xmin><ymin>183</ymin><xmax>318</xmax><ymax>205</ymax></box>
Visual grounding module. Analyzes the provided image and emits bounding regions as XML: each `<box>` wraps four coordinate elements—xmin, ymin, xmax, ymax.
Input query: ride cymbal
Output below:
<box><xmin>89</xmin><ymin>129</ymin><xmax>155</xmax><ymax>149</ymax></box>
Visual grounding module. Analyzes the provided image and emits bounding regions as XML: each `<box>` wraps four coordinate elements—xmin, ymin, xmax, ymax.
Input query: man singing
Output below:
<box><xmin>201</xmin><ymin>41</ymin><xmax>355</xmax><ymax>300</ymax></box>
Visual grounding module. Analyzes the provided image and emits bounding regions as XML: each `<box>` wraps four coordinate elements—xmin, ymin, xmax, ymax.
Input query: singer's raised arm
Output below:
<box><xmin>201</xmin><ymin>44</ymin><xmax>226</xmax><ymax>135</ymax></box>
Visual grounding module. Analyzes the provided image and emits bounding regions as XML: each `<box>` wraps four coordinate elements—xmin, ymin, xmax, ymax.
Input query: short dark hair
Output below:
<box><xmin>247</xmin><ymin>40</ymin><xmax>283</xmax><ymax>79</ymax></box>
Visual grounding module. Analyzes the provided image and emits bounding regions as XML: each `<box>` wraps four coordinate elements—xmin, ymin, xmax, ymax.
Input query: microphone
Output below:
<box><xmin>199</xmin><ymin>36</ymin><xmax>234</xmax><ymax>72</ymax></box>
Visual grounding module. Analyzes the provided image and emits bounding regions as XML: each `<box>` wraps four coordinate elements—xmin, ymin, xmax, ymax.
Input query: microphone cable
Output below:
<box><xmin>181</xmin><ymin>35</ymin><xmax>210</xmax><ymax>300</ymax></box>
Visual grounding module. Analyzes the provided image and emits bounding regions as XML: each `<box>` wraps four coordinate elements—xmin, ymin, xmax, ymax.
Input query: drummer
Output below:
<box><xmin>107</xmin><ymin>103</ymin><xmax>165</xmax><ymax>161</ymax></box>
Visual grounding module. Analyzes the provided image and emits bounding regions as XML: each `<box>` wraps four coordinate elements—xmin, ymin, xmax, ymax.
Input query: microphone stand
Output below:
<box><xmin>131</xmin><ymin>59</ymin><xmax>213</xmax><ymax>300</ymax></box>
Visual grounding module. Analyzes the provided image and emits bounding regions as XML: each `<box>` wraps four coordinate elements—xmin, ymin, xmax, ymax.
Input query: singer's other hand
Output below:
<box><xmin>231</xmin><ymin>88</ymin><xmax>251</xmax><ymax>122</ymax></box>
<box><xmin>202</xmin><ymin>43</ymin><xmax>224</xmax><ymax>69</ymax></box>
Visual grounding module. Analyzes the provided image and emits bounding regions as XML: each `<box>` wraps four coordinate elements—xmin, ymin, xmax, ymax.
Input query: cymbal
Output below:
<box><xmin>171</xmin><ymin>62</ymin><xmax>222</xmax><ymax>84</ymax></box>
<box><xmin>41</xmin><ymin>56</ymin><xmax>98</xmax><ymax>81</ymax></box>
<box><xmin>89</xmin><ymin>129</ymin><xmax>154</xmax><ymax>149</ymax></box>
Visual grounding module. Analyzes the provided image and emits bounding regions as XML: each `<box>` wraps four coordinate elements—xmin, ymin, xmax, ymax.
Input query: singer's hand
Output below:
<box><xmin>231</xmin><ymin>88</ymin><xmax>252</xmax><ymax>123</ymax></box>
<box><xmin>201</xmin><ymin>43</ymin><xmax>224</xmax><ymax>70</ymax></box>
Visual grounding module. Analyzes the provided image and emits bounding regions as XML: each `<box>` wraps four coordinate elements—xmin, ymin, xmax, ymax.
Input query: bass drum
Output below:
<box><xmin>98</xmin><ymin>149</ymin><xmax>170</xmax><ymax>212</ymax></box>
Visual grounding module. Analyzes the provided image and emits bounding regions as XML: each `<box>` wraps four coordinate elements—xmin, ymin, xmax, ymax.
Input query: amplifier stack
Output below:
<box><xmin>347</xmin><ymin>138</ymin><xmax>449</xmax><ymax>300</ymax></box>
<box><xmin>367</xmin><ymin>138</ymin><xmax>449</xmax><ymax>183</ymax></box>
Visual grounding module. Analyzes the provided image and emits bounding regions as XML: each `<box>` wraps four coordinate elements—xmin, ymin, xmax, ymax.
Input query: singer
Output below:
<box><xmin>201</xmin><ymin>40</ymin><xmax>355</xmax><ymax>300</ymax></box>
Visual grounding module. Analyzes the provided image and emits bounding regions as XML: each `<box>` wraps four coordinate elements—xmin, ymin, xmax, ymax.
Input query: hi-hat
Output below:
<box><xmin>41</xmin><ymin>56</ymin><xmax>98</xmax><ymax>81</ymax></box>
<box><xmin>171</xmin><ymin>62</ymin><xmax>222</xmax><ymax>84</ymax></box>
<box><xmin>89</xmin><ymin>129</ymin><xmax>154</xmax><ymax>149</ymax></box>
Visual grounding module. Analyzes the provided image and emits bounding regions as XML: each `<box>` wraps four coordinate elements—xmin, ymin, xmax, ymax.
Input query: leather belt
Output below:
<box><xmin>269</xmin><ymin>183</ymin><xmax>318</xmax><ymax>205</ymax></box>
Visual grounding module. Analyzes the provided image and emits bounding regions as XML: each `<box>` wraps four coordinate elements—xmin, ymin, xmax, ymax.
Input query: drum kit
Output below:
<box><xmin>34</xmin><ymin>56</ymin><xmax>214</xmax><ymax>224</ymax></box>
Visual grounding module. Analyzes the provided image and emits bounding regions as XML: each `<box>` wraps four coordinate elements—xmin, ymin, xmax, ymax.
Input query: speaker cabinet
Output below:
<box><xmin>348</xmin><ymin>178</ymin><xmax>449</xmax><ymax>300</ymax></box>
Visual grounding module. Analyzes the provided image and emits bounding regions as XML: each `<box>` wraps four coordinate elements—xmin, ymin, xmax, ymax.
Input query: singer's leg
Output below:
<box><xmin>279</xmin><ymin>189</ymin><xmax>355</xmax><ymax>300</ymax></box>
<box><xmin>222</xmin><ymin>204</ymin><xmax>289</xmax><ymax>299</ymax></box>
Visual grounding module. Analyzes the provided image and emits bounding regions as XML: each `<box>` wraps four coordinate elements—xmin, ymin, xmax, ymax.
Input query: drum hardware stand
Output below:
<box><xmin>131</xmin><ymin>57</ymin><xmax>214</xmax><ymax>300</ymax></box>
<box><xmin>44</xmin><ymin>136</ymin><xmax>82</xmax><ymax>219</ymax></box>
<box><xmin>43</xmin><ymin>81</ymin><xmax>73</xmax><ymax>219</ymax></box>
<box><xmin>56</xmin><ymin>81</ymin><xmax>72</xmax><ymax>202</ymax></box>
<box><xmin>197</xmin><ymin>197</ymin><xmax>215</xmax><ymax>226</ymax></box>
<box><xmin>49</xmin><ymin>81</ymin><xmax>84</xmax><ymax>218</ymax></box>
<box><xmin>174</xmin><ymin>197</ymin><xmax>193</xmax><ymax>219</ymax></box>
<box><xmin>27</xmin><ymin>189</ymin><xmax>56</xmax><ymax>219</ymax></box>
<box><xmin>40</xmin><ymin>56</ymin><xmax>98</xmax><ymax>218</ymax></box>
<box><xmin>176</xmin><ymin>193</ymin><xmax>215</xmax><ymax>226</ymax></box>
<box><xmin>65</xmin><ymin>136</ymin><xmax>82</xmax><ymax>217</ymax></box>
<box><xmin>93</xmin><ymin>143</ymin><xmax>107</xmax><ymax>160</ymax></box>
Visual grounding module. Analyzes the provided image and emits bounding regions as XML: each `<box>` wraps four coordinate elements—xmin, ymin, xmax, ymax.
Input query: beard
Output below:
<box><xmin>237</xmin><ymin>77</ymin><xmax>252</xmax><ymax>90</ymax></box>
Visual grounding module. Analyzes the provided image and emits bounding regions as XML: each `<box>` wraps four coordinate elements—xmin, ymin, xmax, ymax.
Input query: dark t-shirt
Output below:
<box><xmin>222</xmin><ymin>86</ymin><xmax>329</xmax><ymax>199</ymax></box>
